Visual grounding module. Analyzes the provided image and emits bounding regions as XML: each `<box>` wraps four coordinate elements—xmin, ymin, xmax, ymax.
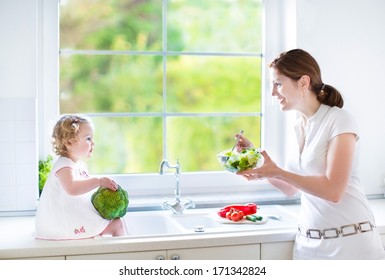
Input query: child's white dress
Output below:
<box><xmin>35</xmin><ymin>157</ymin><xmax>110</xmax><ymax>240</ymax></box>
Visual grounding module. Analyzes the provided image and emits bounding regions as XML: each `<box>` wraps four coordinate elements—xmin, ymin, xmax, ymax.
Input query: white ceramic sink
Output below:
<box><xmin>122</xmin><ymin>205</ymin><xmax>298</xmax><ymax>237</ymax></box>
<box><xmin>172</xmin><ymin>213</ymin><xmax>224</xmax><ymax>230</ymax></box>
<box><xmin>124</xmin><ymin>213</ymin><xmax>184</xmax><ymax>236</ymax></box>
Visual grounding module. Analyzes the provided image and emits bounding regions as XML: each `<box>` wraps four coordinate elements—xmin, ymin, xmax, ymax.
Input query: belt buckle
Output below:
<box><xmin>358</xmin><ymin>221</ymin><xmax>373</xmax><ymax>232</ymax></box>
<box><xmin>322</xmin><ymin>228</ymin><xmax>340</xmax><ymax>239</ymax></box>
<box><xmin>340</xmin><ymin>223</ymin><xmax>358</xmax><ymax>237</ymax></box>
<box><xmin>307</xmin><ymin>229</ymin><xmax>322</xmax><ymax>239</ymax></box>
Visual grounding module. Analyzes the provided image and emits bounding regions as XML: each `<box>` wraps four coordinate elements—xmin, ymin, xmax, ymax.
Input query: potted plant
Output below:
<box><xmin>38</xmin><ymin>155</ymin><xmax>53</xmax><ymax>197</ymax></box>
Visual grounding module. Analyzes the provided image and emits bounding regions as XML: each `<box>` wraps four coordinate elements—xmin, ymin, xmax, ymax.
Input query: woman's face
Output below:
<box><xmin>270</xmin><ymin>68</ymin><xmax>302</xmax><ymax>112</ymax></box>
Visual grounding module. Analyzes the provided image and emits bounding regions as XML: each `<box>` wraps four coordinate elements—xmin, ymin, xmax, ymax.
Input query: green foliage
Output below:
<box><xmin>38</xmin><ymin>155</ymin><xmax>53</xmax><ymax>196</ymax></box>
<box><xmin>91</xmin><ymin>185</ymin><xmax>129</xmax><ymax>220</ymax></box>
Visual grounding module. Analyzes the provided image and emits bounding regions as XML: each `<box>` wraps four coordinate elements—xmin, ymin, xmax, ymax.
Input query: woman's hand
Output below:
<box><xmin>236</xmin><ymin>133</ymin><xmax>357</xmax><ymax>202</ymax></box>
<box><xmin>237</xmin><ymin>150</ymin><xmax>278</xmax><ymax>181</ymax></box>
<box><xmin>235</xmin><ymin>134</ymin><xmax>255</xmax><ymax>151</ymax></box>
<box><xmin>236</xmin><ymin>150</ymin><xmax>299</xmax><ymax>196</ymax></box>
<box><xmin>100</xmin><ymin>177</ymin><xmax>118</xmax><ymax>191</ymax></box>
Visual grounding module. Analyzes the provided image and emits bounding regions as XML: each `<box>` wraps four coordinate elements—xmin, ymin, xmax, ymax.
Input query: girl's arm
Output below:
<box><xmin>56</xmin><ymin>167</ymin><xmax>117</xmax><ymax>196</ymax></box>
<box><xmin>238</xmin><ymin>133</ymin><xmax>356</xmax><ymax>203</ymax></box>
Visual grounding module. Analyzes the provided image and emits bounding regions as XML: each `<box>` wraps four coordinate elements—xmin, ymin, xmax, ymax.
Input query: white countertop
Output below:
<box><xmin>1</xmin><ymin>199</ymin><xmax>384</xmax><ymax>259</ymax></box>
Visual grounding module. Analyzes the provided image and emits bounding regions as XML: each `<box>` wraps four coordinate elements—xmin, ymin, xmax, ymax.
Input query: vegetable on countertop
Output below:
<box><xmin>225</xmin><ymin>208</ymin><xmax>245</xmax><ymax>222</ymax></box>
<box><xmin>218</xmin><ymin>203</ymin><xmax>257</xmax><ymax>218</ymax></box>
<box><xmin>246</xmin><ymin>214</ymin><xmax>263</xmax><ymax>222</ymax></box>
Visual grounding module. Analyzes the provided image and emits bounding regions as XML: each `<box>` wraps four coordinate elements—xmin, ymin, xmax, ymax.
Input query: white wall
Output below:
<box><xmin>0</xmin><ymin>0</ymin><xmax>39</xmax><ymax>212</ymax></box>
<box><xmin>296</xmin><ymin>0</ymin><xmax>385</xmax><ymax>194</ymax></box>
<box><xmin>0</xmin><ymin>97</ymin><xmax>38</xmax><ymax>212</ymax></box>
<box><xmin>0</xmin><ymin>0</ymin><xmax>37</xmax><ymax>98</ymax></box>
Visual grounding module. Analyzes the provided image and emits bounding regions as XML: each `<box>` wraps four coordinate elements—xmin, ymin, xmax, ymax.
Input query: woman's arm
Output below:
<box><xmin>56</xmin><ymin>167</ymin><xmax>117</xmax><ymax>196</ymax></box>
<box><xmin>239</xmin><ymin>133</ymin><xmax>356</xmax><ymax>203</ymax></box>
<box><xmin>267</xmin><ymin>178</ymin><xmax>299</xmax><ymax>196</ymax></box>
<box><xmin>235</xmin><ymin>134</ymin><xmax>299</xmax><ymax>196</ymax></box>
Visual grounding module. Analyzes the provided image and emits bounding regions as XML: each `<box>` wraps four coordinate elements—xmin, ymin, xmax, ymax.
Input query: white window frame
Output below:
<box><xmin>38</xmin><ymin>0</ymin><xmax>298</xmax><ymax>209</ymax></box>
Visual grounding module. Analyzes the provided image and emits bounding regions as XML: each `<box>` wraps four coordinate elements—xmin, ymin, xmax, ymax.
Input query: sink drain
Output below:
<box><xmin>194</xmin><ymin>225</ymin><xmax>205</xmax><ymax>232</ymax></box>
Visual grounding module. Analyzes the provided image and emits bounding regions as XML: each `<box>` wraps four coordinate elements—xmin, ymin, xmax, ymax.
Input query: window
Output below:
<box><xmin>40</xmin><ymin>0</ymin><xmax>293</xmax><ymax>207</ymax></box>
<box><xmin>59</xmin><ymin>0</ymin><xmax>262</xmax><ymax>174</ymax></box>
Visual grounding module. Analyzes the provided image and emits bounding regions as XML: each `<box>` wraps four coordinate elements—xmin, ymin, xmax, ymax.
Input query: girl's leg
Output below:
<box><xmin>100</xmin><ymin>218</ymin><xmax>126</xmax><ymax>237</ymax></box>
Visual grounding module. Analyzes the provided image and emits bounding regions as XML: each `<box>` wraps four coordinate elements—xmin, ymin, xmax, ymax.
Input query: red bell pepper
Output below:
<box><xmin>217</xmin><ymin>203</ymin><xmax>257</xmax><ymax>218</ymax></box>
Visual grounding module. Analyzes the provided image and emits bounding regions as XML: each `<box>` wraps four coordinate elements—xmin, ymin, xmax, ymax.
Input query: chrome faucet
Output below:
<box><xmin>159</xmin><ymin>159</ymin><xmax>195</xmax><ymax>214</ymax></box>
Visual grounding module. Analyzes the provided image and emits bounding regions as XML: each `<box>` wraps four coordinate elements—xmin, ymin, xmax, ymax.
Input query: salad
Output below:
<box><xmin>219</xmin><ymin>147</ymin><xmax>263</xmax><ymax>173</ymax></box>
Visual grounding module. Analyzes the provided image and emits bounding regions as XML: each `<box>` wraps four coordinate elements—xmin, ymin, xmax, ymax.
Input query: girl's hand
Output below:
<box><xmin>237</xmin><ymin>150</ymin><xmax>278</xmax><ymax>181</ymax></box>
<box><xmin>235</xmin><ymin>134</ymin><xmax>254</xmax><ymax>152</ymax></box>
<box><xmin>100</xmin><ymin>177</ymin><xmax>118</xmax><ymax>191</ymax></box>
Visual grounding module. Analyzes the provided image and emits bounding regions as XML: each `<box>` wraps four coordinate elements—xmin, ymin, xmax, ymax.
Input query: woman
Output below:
<box><xmin>237</xmin><ymin>49</ymin><xmax>385</xmax><ymax>259</ymax></box>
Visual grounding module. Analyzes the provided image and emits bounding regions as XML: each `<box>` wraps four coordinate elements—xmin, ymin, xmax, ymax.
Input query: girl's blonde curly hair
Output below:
<box><xmin>52</xmin><ymin>114</ymin><xmax>93</xmax><ymax>157</ymax></box>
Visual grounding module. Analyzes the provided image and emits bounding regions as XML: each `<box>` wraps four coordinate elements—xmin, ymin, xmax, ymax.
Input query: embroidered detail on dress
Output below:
<box><xmin>74</xmin><ymin>226</ymin><xmax>86</xmax><ymax>234</ymax></box>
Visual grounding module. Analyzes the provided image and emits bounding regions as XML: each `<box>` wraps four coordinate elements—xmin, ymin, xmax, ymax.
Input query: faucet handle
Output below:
<box><xmin>183</xmin><ymin>197</ymin><xmax>195</xmax><ymax>209</ymax></box>
<box><xmin>161</xmin><ymin>198</ymin><xmax>170</xmax><ymax>209</ymax></box>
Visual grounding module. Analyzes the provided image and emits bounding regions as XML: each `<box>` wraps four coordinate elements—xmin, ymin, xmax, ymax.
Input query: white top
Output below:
<box><xmin>287</xmin><ymin>104</ymin><xmax>385</xmax><ymax>259</ymax></box>
<box><xmin>35</xmin><ymin>157</ymin><xmax>110</xmax><ymax>240</ymax></box>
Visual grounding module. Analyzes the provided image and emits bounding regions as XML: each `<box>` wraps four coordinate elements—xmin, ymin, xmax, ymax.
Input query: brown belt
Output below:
<box><xmin>298</xmin><ymin>221</ymin><xmax>375</xmax><ymax>239</ymax></box>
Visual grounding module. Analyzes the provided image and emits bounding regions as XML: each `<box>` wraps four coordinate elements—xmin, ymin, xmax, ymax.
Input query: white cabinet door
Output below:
<box><xmin>260</xmin><ymin>241</ymin><xmax>294</xmax><ymax>260</ymax></box>
<box><xmin>167</xmin><ymin>244</ymin><xmax>260</xmax><ymax>260</ymax></box>
<box><xmin>66</xmin><ymin>250</ymin><xmax>167</xmax><ymax>260</ymax></box>
<box><xmin>381</xmin><ymin>234</ymin><xmax>385</xmax><ymax>246</ymax></box>
<box><xmin>11</xmin><ymin>256</ymin><xmax>65</xmax><ymax>260</ymax></box>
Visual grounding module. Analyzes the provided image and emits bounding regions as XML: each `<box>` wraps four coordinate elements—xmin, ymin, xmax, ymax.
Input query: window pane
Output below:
<box><xmin>86</xmin><ymin>117</ymin><xmax>163</xmax><ymax>174</ymax></box>
<box><xmin>60</xmin><ymin>0</ymin><xmax>162</xmax><ymax>51</ymax></box>
<box><xmin>60</xmin><ymin>55</ymin><xmax>163</xmax><ymax>113</ymax></box>
<box><xmin>59</xmin><ymin>1</ymin><xmax>263</xmax><ymax>174</ymax></box>
<box><xmin>167</xmin><ymin>116</ymin><xmax>261</xmax><ymax>172</ymax></box>
<box><xmin>167</xmin><ymin>56</ymin><xmax>261</xmax><ymax>113</ymax></box>
<box><xmin>167</xmin><ymin>0</ymin><xmax>262</xmax><ymax>53</ymax></box>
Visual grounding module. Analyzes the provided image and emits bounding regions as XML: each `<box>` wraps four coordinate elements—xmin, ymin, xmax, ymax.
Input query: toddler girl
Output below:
<box><xmin>35</xmin><ymin>114</ymin><xmax>126</xmax><ymax>239</ymax></box>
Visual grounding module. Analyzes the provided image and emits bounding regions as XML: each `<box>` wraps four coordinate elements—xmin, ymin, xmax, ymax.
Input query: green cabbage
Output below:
<box><xmin>91</xmin><ymin>185</ymin><xmax>129</xmax><ymax>220</ymax></box>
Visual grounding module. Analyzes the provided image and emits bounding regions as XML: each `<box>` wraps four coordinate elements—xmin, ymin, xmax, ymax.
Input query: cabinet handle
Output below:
<box><xmin>171</xmin><ymin>254</ymin><xmax>180</xmax><ymax>260</ymax></box>
<box><xmin>156</xmin><ymin>255</ymin><xmax>165</xmax><ymax>260</ymax></box>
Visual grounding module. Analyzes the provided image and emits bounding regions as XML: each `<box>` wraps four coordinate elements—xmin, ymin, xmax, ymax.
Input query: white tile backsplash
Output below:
<box><xmin>0</xmin><ymin>187</ymin><xmax>17</xmax><ymax>211</ymax></box>
<box><xmin>14</xmin><ymin>98</ymin><xmax>36</xmax><ymax>120</ymax></box>
<box><xmin>16</xmin><ymin>163</ymin><xmax>37</xmax><ymax>186</ymax></box>
<box><xmin>0</xmin><ymin>99</ymin><xmax>14</xmax><ymax>120</ymax></box>
<box><xmin>0</xmin><ymin>97</ymin><xmax>38</xmax><ymax>213</ymax></box>
<box><xmin>0</xmin><ymin>121</ymin><xmax>15</xmax><ymax>142</ymax></box>
<box><xmin>17</xmin><ymin>185</ymin><xmax>38</xmax><ymax>210</ymax></box>
<box><xmin>15</xmin><ymin>142</ymin><xmax>36</xmax><ymax>164</ymax></box>
<box><xmin>1</xmin><ymin>164</ymin><xmax>16</xmax><ymax>185</ymax></box>
<box><xmin>15</xmin><ymin>120</ymin><xmax>36</xmax><ymax>142</ymax></box>
<box><xmin>0</xmin><ymin>142</ymin><xmax>15</xmax><ymax>164</ymax></box>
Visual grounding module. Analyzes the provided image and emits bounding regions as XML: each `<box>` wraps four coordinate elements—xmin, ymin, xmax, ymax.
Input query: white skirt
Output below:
<box><xmin>293</xmin><ymin>228</ymin><xmax>385</xmax><ymax>260</ymax></box>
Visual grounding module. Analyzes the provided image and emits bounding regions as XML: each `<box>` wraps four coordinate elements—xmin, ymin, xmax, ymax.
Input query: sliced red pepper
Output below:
<box><xmin>218</xmin><ymin>203</ymin><xmax>257</xmax><ymax>218</ymax></box>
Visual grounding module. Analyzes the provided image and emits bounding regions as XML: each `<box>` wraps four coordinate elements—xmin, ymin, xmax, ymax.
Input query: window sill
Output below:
<box><xmin>106</xmin><ymin>171</ymin><xmax>301</xmax><ymax>211</ymax></box>
<box><xmin>126</xmin><ymin>189</ymin><xmax>301</xmax><ymax>212</ymax></box>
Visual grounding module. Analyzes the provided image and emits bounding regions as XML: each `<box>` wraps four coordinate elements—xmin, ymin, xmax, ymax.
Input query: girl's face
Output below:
<box><xmin>270</xmin><ymin>68</ymin><xmax>302</xmax><ymax>112</ymax></box>
<box><xmin>67</xmin><ymin>123</ymin><xmax>94</xmax><ymax>162</ymax></box>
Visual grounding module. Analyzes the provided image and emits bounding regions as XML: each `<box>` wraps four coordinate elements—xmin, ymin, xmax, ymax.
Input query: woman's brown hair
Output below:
<box><xmin>269</xmin><ymin>49</ymin><xmax>344</xmax><ymax>108</ymax></box>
